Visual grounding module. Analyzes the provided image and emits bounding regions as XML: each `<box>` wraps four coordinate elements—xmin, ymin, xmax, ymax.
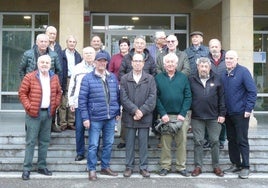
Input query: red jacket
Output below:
<box><xmin>19</xmin><ymin>70</ymin><xmax>62</xmax><ymax>118</ymax></box>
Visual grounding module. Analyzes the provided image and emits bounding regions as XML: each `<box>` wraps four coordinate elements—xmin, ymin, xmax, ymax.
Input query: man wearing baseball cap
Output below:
<box><xmin>79</xmin><ymin>51</ymin><xmax>120</xmax><ymax>181</ymax></box>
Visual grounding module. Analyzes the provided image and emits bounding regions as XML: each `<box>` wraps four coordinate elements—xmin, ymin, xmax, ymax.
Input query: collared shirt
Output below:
<box><xmin>66</xmin><ymin>49</ymin><xmax>75</xmax><ymax>77</ymax></box>
<box><xmin>39</xmin><ymin>72</ymin><xmax>51</xmax><ymax>108</ymax></box>
<box><xmin>133</xmin><ymin>72</ymin><xmax>142</xmax><ymax>83</ymax></box>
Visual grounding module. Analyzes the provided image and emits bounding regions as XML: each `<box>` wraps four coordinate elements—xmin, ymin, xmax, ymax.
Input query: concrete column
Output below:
<box><xmin>59</xmin><ymin>0</ymin><xmax>84</xmax><ymax>53</ymax></box>
<box><xmin>222</xmin><ymin>0</ymin><xmax>253</xmax><ymax>74</ymax></box>
<box><xmin>222</xmin><ymin>0</ymin><xmax>257</xmax><ymax>127</ymax></box>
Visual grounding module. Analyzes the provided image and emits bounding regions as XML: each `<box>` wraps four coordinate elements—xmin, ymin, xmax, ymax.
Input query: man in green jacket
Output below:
<box><xmin>155</xmin><ymin>52</ymin><xmax>192</xmax><ymax>177</ymax></box>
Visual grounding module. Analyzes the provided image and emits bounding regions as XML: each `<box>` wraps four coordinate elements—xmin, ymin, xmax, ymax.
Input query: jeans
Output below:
<box><xmin>191</xmin><ymin>119</ymin><xmax>222</xmax><ymax>168</ymax></box>
<box><xmin>205</xmin><ymin>123</ymin><xmax>226</xmax><ymax>144</ymax></box>
<box><xmin>87</xmin><ymin>118</ymin><xmax>115</xmax><ymax>171</ymax></box>
<box><xmin>75</xmin><ymin>108</ymin><xmax>85</xmax><ymax>156</ymax></box>
<box><xmin>23</xmin><ymin>111</ymin><xmax>52</xmax><ymax>171</ymax></box>
<box><xmin>125</xmin><ymin>127</ymin><xmax>149</xmax><ymax>170</ymax></box>
<box><xmin>225</xmin><ymin>114</ymin><xmax>250</xmax><ymax>168</ymax></box>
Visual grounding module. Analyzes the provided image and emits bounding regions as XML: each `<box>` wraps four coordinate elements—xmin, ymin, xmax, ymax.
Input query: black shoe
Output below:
<box><xmin>203</xmin><ymin>141</ymin><xmax>211</xmax><ymax>148</ymax></box>
<box><xmin>159</xmin><ymin>168</ymin><xmax>169</xmax><ymax>176</ymax></box>
<box><xmin>75</xmin><ymin>155</ymin><xmax>85</xmax><ymax>161</ymax></box>
<box><xmin>177</xmin><ymin>169</ymin><xmax>190</xmax><ymax>177</ymax></box>
<box><xmin>22</xmin><ymin>170</ymin><xmax>30</xmax><ymax>180</ymax></box>
<box><xmin>117</xmin><ymin>143</ymin><xmax>126</xmax><ymax>149</ymax></box>
<box><xmin>37</xmin><ymin>168</ymin><xmax>52</xmax><ymax>176</ymax></box>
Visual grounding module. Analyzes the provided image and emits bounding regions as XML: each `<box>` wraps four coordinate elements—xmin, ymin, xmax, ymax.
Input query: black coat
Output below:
<box><xmin>189</xmin><ymin>71</ymin><xmax>226</xmax><ymax>119</ymax></box>
<box><xmin>120</xmin><ymin>71</ymin><xmax>157</xmax><ymax>128</ymax></box>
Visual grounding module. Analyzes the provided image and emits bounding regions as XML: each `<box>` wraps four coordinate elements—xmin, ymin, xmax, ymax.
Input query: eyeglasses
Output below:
<box><xmin>167</xmin><ymin>40</ymin><xmax>176</xmax><ymax>43</ymax></box>
<box><xmin>132</xmin><ymin>60</ymin><xmax>144</xmax><ymax>63</ymax></box>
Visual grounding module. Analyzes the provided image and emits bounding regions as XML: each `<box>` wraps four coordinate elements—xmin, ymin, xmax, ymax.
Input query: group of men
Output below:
<box><xmin>18</xmin><ymin>27</ymin><xmax>257</xmax><ymax>181</ymax></box>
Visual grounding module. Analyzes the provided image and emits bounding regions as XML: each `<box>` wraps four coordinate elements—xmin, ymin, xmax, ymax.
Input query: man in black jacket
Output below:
<box><xmin>189</xmin><ymin>57</ymin><xmax>226</xmax><ymax>177</ymax></box>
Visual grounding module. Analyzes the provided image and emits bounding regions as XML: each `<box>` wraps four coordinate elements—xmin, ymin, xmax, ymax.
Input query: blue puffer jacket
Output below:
<box><xmin>78</xmin><ymin>69</ymin><xmax>120</xmax><ymax>122</ymax></box>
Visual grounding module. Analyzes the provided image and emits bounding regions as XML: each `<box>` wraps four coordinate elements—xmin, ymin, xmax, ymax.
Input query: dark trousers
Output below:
<box><xmin>225</xmin><ymin>114</ymin><xmax>250</xmax><ymax>168</ymax></box>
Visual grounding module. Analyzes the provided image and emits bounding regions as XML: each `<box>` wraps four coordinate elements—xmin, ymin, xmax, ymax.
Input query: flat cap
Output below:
<box><xmin>190</xmin><ymin>31</ymin><xmax>203</xmax><ymax>37</ymax></box>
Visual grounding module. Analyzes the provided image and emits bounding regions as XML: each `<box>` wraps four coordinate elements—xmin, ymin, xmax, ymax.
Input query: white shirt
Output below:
<box><xmin>39</xmin><ymin>72</ymin><xmax>51</xmax><ymax>108</ymax></box>
<box><xmin>66</xmin><ymin>49</ymin><xmax>75</xmax><ymax>77</ymax></box>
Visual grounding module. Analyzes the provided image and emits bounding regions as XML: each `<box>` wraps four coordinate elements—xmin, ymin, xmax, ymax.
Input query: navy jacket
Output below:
<box><xmin>78</xmin><ymin>69</ymin><xmax>120</xmax><ymax>122</ymax></box>
<box><xmin>221</xmin><ymin>64</ymin><xmax>257</xmax><ymax>115</ymax></box>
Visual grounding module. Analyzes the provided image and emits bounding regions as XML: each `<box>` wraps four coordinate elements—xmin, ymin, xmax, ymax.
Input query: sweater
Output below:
<box><xmin>155</xmin><ymin>71</ymin><xmax>192</xmax><ymax>117</ymax></box>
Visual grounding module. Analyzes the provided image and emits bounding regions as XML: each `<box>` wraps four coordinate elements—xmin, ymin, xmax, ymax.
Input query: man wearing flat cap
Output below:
<box><xmin>79</xmin><ymin>51</ymin><xmax>120</xmax><ymax>181</ymax></box>
<box><xmin>185</xmin><ymin>31</ymin><xmax>209</xmax><ymax>76</ymax></box>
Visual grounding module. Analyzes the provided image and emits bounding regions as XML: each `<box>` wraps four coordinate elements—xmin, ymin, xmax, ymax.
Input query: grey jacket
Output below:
<box><xmin>120</xmin><ymin>70</ymin><xmax>157</xmax><ymax>128</ymax></box>
<box><xmin>156</xmin><ymin>48</ymin><xmax>190</xmax><ymax>76</ymax></box>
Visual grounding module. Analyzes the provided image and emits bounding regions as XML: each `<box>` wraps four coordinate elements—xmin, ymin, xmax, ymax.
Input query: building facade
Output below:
<box><xmin>0</xmin><ymin>0</ymin><xmax>268</xmax><ymax>113</ymax></box>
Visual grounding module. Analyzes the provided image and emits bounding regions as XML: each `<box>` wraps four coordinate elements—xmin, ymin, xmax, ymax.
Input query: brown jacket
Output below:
<box><xmin>19</xmin><ymin>70</ymin><xmax>62</xmax><ymax>117</ymax></box>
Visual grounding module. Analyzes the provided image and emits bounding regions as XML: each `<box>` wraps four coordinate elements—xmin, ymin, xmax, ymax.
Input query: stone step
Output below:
<box><xmin>1</xmin><ymin>133</ymin><xmax>268</xmax><ymax>146</ymax></box>
<box><xmin>1</xmin><ymin>157</ymin><xmax>268</xmax><ymax>172</ymax></box>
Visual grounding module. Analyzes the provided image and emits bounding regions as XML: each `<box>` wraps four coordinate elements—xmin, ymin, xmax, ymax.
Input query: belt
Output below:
<box><xmin>40</xmin><ymin>108</ymin><xmax>48</xmax><ymax>111</ymax></box>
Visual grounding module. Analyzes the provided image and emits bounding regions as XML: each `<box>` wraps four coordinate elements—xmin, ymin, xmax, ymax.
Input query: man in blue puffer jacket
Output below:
<box><xmin>78</xmin><ymin>52</ymin><xmax>120</xmax><ymax>181</ymax></box>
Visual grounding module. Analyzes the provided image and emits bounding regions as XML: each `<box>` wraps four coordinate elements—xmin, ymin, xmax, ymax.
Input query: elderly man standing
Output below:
<box><xmin>148</xmin><ymin>31</ymin><xmax>167</xmax><ymax>62</ymax></box>
<box><xmin>79</xmin><ymin>52</ymin><xmax>120</xmax><ymax>181</ymax></box>
<box><xmin>58</xmin><ymin>35</ymin><xmax>82</xmax><ymax>131</ymax></box>
<box><xmin>118</xmin><ymin>35</ymin><xmax>156</xmax><ymax>149</ymax></box>
<box><xmin>155</xmin><ymin>53</ymin><xmax>192</xmax><ymax>177</ymax></box>
<box><xmin>189</xmin><ymin>57</ymin><xmax>226</xmax><ymax>177</ymax></box>
<box><xmin>120</xmin><ymin>53</ymin><xmax>156</xmax><ymax>178</ymax></box>
<box><xmin>222</xmin><ymin>50</ymin><xmax>257</xmax><ymax>179</ymax></box>
<box><xmin>19</xmin><ymin>55</ymin><xmax>62</xmax><ymax>180</ymax></box>
<box><xmin>68</xmin><ymin>46</ymin><xmax>95</xmax><ymax>161</ymax></box>
<box><xmin>19</xmin><ymin>33</ymin><xmax>62</xmax><ymax>133</ymax></box>
<box><xmin>184</xmin><ymin>31</ymin><xmax>209</xmax><ymax>76</ymax></box>
<box><xmin>203</xmin><ymin>39</ymin><xmax>227</xmax><ymax>149</ymax></box>
<box><xmin>156</xmin><ymin>34</ymin><xmax>190</xmax><ymax>76</ymax></box>
<box><xmin>119</xmin><ymin>35</ymin><xmax>156</xmax><ymax>80</ymax></box>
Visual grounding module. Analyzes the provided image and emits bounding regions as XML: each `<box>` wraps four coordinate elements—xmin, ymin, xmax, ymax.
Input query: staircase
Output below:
<box><xmin>1</xmin><ymin>128</ymin><xmax>268</xmax><ymax>173</ymax></box>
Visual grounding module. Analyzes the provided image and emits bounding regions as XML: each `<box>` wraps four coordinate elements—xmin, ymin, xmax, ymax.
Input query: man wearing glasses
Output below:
<box><xmin>156</xmin><ymin>34</ymin><xmax>190</xmax><ymax>76</ymax></box>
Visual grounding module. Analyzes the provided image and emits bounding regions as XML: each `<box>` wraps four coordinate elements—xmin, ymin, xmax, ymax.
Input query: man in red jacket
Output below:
<box><xmin>19</xmin><ymin>54</ymin><xmax>62</xmax><ymax>180</ymax></box>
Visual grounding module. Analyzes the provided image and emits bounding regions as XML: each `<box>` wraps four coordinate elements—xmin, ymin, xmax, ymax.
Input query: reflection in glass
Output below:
<box><xmin>109</xmin><ymin>16</ymin><xmax>170</xmax><ymax>30</ymax></box>
<box><xmin>2</xmin><ymin>31</ymin><xmax>31</xmax><ymax>92</ymax></box>
<box><xmin>3</xmin><ymin>15</ymin><xmax>32</xmax><ymax>28</ymax></box>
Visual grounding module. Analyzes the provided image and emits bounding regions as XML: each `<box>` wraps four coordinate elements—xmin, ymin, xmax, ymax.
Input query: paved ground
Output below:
<box><xmin>1</xmin><ymin>173</ymin><xmax>268</xmax><ymax>188</ymax></box>
<box><xmin>1</xmin><ymin>172</ymin><xmax>268</xmax><ymax>188</ymax></box>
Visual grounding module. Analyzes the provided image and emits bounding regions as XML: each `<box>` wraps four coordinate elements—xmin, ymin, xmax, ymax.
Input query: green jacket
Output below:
<box><xmin>19</xmin><ymin>46</ymin><xmax>62</xmax><ymax>83</ymax></box>
<box><xmin>155</xmin><ymin>71</ymin><xmax>192</xmax><ymax>117</ymax></box>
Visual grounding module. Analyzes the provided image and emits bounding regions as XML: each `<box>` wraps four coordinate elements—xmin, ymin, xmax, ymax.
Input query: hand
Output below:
<box><xmin>161</xmin><ymin>114</ymin><xmax>169</xmax><ymax>123</ymax></box>
<box><xmin>177</xmin><ymin>114</ymin><xmax>185</xmax><ymax>121</ymax></box>
<box><xmin>83</xmin><ymin>120</ymin><xmax>90</xmax><ymax>129</ymax></box>
<box><xmin>244</xmin><ymin>112</ymin><xmax>251</xmax><ymax>118</ymax></box>
<box><xmin>135</xmin><ymin>109</ymin><xmax>143</xmax><ymax>119</ymax></box>
<box><xmin>218</xmin><ymin>116</ymin><xmax>225</xmax><ymax>124</ymax></box>
<box><xmin>70</xmin><ymin>105</ymin><xmax>75</xmax><ymax>112</ymax></box>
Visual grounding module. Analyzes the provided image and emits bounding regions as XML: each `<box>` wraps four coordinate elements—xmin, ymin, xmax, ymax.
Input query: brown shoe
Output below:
<box><xmin>100</xmin><ymin>168</ymin><xmax>118</xmax><ymax>176</ymax></box>
<box><xmin>88</xmin><ymin>171</ymin><xmax>97</xmax><ymax>181</ymax></box>
<box><xmin>140</xmin><ymin>169</ymin><xmax>150</xmax><ymax>178</ymax></box>
<box><xmin>214</xmin><ymin>167</ymin><xmax>224</xmax><ymax>177</ymax></box>
<box><xmin>123</xmin><ymin>168</ymin><xmax>132</xmax><ymax>177</ymax></box>
<box><xmin>191</xmin><ymin>167</ymin><xmax>202</xmax><ymax>177</ymax></box>
<box><xmin>68</xmin><ymin>125</ymin><xmax>76</xmax><ymax>130</ymax></box>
